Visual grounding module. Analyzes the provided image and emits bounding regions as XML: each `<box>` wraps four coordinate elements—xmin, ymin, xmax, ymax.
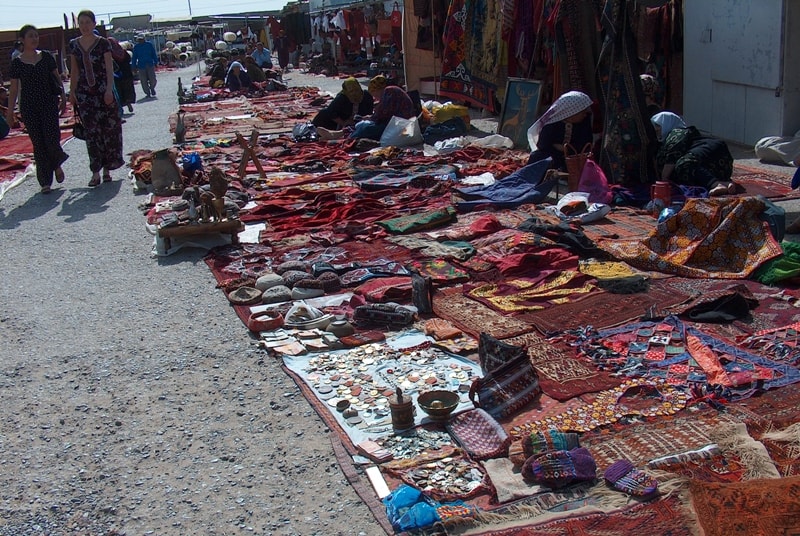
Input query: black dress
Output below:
<box><xmin>114</xmin><ymin>53</ymin><xmax>136</xmax><ymax>107</ymax></box>
<box><xmin>9</xmin><ymin>51</ymin><xmax>68</xmax><ymax>188</ymax></box>
<box><xmin>528</xmin><ymin>115</ymin><xmax>593</xmax><ymax>171</ymax></box>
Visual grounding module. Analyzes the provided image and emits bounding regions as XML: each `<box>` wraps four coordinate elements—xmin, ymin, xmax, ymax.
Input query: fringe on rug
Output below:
<box><xmin>762</xmin><ymin>422</ymin><xmax>800</xmax><ymax>459</ymax></box>
<box><xmin>709</xmin><ymin>422</ymin><xmax>780</xmax><ymax>480</ymax></box>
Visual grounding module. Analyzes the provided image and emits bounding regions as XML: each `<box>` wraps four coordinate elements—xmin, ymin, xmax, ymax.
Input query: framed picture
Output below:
<box><xmin>498</xmin><ymin>78</ymin><xmax>543</xmax><ymax>150</ymax></box>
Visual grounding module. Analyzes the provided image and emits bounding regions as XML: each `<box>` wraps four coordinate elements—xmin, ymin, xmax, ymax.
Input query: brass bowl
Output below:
<box><xmin>417</xmin><ymin>390</ymin><xmax>460</xmax><ymax>422</ymax></box>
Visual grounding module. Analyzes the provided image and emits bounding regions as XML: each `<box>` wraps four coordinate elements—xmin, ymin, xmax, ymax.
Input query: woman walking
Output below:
<box><xmin>68</xmin><ymin>10</ymin><xmax>124</xmax><ymax>187</ymax></box>
<box><xmin>5</xmin><ymin>24</ymin><xmax>69</xmax><ymax>194</ymax></box>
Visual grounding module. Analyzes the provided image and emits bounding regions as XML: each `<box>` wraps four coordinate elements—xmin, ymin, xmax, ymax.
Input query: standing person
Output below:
<box><xmin>109</xmin><ymin>37</ymin><xmax>135</xmax><ymax>113</ymax></box>
<box><xmin>273</xmin><ymin>30</ymin><xmax>291</xmax><ymax>70</ymax></box>
<box><xmin>131</xmin><ymin>34</ymin><xmax>159</xmax><ymax>98</ymax></box>
<box><xmin>68</xmin><ymin>10</ymin><xmax>124</xmax><ymax>187</ymax></box>
<box><xmin>5</xmin><ymin>24</ymin><xmax>69</xmax><ymax>194</ymax></box>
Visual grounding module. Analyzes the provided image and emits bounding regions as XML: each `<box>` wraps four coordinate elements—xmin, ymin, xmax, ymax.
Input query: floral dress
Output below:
<box><xmin>69</xmin><ymin>36</ymin><xmax>124</xmax><ymax>172</ymax></box>
<box><xmin>9</xmin><ymin>51</ymin><xmax>69</xmax><ymax>188</ymax></box>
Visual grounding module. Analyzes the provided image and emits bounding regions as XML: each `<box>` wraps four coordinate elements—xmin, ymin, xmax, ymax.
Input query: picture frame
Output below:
<box><xmin>498</xmin><ymin>78</ymin><xmax>543</xmax><ymax>150</ymax></box>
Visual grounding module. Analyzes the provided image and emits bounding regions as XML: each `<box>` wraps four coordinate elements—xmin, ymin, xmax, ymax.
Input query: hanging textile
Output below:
<box><xmin>597</xmin><ymin>0</ymin><xmax>658</xmax><ymax>186</ymax></box>
<box><xmin>439</xmin><ymin>0</ymin><xmax>506</xmax><ymax>113</ymax></box>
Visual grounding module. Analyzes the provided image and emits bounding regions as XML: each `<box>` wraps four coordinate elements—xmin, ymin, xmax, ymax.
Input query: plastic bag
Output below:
<box><xmin>181</xmin><ymin>152</ymin><xmax>203</xmax><ymax>174</ymax></box>
<box><xmin>577</xmin><ymin>158</ymin><xmax>612</xmax><ymax>204</ymax></box>
<box><xmin>292</xmin><ymin>121</ymin><xmax>319</xmax><ymax>142</ymax></box>
<box><xmin>544</xmin><ymin>192</ymin><xmax>612</xmax><ymax>223</ymax></box>
<box><xmin>380</xmin><ymin>115</ymin><xmax>423</xmax><ymax>147</ymax></box>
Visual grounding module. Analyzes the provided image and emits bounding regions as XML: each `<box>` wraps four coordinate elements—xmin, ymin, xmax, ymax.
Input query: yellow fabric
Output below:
<box><xmin>341</xmin><ymin>77</ymin><xmax>363</xmax><ymax>104</ymax></box>
<box><xmin>368</xmin><ymin>75</ymin><xmax>387</xmax><ymax>93</ymax></box>
<box><xmin>578</xmin><ymin>259</ymin><xmax>640</xmax><ymax>280</ymax></box>
<box><xmin>433</xmin><ymin>104</ymin><xmax>470</xmax><ymax>127</ymax></box>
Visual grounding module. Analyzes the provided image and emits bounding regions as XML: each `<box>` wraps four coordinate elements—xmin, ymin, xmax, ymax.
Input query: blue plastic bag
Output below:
<box><xmin>181</xmin><ymin>152</ymin><xmax>203</xmax><ymax>174</ymax></box>
<box><xmin>383</xmin><ymin>484</ymin><xmax>441</xmax><ymax>531</ymax></box>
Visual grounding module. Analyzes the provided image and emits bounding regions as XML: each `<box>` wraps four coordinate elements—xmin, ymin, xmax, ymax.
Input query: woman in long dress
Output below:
<box><xmin>68</xmin><ymin>10</ymin><xmax>124</xmax><ymax>187</ymax></box>
<box><xmin>5</xmin><ymin>24</ymin><xmax>69</xmax><ymax>194</ymax></box>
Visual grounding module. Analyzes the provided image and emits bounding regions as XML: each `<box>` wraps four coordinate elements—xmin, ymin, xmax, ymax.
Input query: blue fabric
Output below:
<box><xmin>423</xmin><ymin>117</ymin><xmax>468</xmax><ymax>144</ymax></box>
<box><xmin>455</xmin><ymin>158</ymin><xmax>555</xmax><ymax>211</ymax></box>
<box><xmin>349</xmin><ymin>119</ymin><xmax>387</xmax><ymax>140</ymax></box>
<box><xmin>792</xmin><ymin>166</ymin><xmax>800</xmax><ymax>189</ymax></box>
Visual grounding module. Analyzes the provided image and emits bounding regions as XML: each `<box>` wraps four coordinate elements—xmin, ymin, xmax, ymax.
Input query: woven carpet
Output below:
<box><xmin>689</xmin><ymin>476</ymin><xmax>800</xmax><ymax>536</ymax></box>
<box><xmin>469</xmin><ymin>495</ymin><xmax>696</xmax><ymax>536</ymax></box>
<box><xmin>432</xmin><ymin>287</ymin><xmax>534</xmax><ymax>339</ymax></box>
<box><xmin>521</xmin><ymin>278</ymin><xmax>691</xmax><ymax>333</ymax></box>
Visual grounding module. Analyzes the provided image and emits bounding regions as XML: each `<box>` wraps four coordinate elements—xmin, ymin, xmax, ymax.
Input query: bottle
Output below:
<box><xmin>174</xmin><ymin>110</ymin><xmax>186</xmax><ymax>144</ymax></box>
<box><xmin>177</xmin><ymin>77</ymin><xmax>185</xmax><ymax>98</ymax></box>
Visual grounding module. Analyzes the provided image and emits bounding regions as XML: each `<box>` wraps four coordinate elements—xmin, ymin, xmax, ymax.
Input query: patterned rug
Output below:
<box><xmin>469</xmin><ymin>495</ymin><xmax>696</xmax><ymax>536</ymax></box>
<box><xmin>432</xmin><ymin>288</ymin><xmax>534</xmax><ymax>339</ymax></box>
<box><xmin>520</xmin><ymin>279</ymin><xmax>691</xmax><ymax>333</ymax></box>
<box><xmin>580</xmin><ymin>206</ymin><xmax>656</xmax><ymax>243</ymax></box>
<box><xmin>689</xmin><ymin>476</ymin><xmax>800</xmax><ymax>536</ymax></box>
<box><xmin>502</xmin><ymin>332</ymin><xmax>622</xmax><ymax>401</ymax></box>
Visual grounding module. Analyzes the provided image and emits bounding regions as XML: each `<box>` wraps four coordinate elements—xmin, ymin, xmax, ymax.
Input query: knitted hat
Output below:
<box><xmin>291</xmin><ymin>282</ymin><xmax>325</xmax><ymax>300</ymax></box>
<box><xmin>521</xmin><ymin>447</ymin><xmax>597</xmax><ymax>488</ymax></box>
<box><xmin>317</xmin><ymin>271</ymin><xmax>342</xmax><ymax>293</ymax></box>
<box><xmin>261</xmin><ymin>285</ymin><xmax>292</xmax><ymax>304</ymax></box>
<box><xmin>227</xmin><ymin>286</ymin><xmax>262</xmax><ymax>305</ymax></box>
<box><xmin>282</xmin><ymin>270</ymin><xmax>311</xmax><ymax>288</ymax></box>
<box><xmin>523</xmin><ymin>430</ymin><xmax>580</xmax><ymax>459</ymax></box>
<box><xmin>275</xmin><ymin>260</ymin><xmax>309</xmax><ymax>275</ymax></box>
<box><xmin>508</xmin><ymin>440</ymin><xmax>527</xmax><ymax>468</ymax></box>
<box><xmin>312</xmin><ymin>262</ymin><xmax>337</xmax><ymax>278</ymax></box>
<box><xmin>603</xmin><ymin>459</ymin><xmax>659</xmax><ymax>497</ymax></box>
<box><xmin>255</xmin><ymin>272</ymin><xmax>284</xmax><ymax>291</ymax></box>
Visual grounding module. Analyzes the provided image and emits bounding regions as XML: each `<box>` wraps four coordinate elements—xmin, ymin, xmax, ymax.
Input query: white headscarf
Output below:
<box><xmin>527</xmin><ymin>91</ymin><xmax>593</xmax><ymax>149</ymax></box>
<box><xmin>651</xmin><ymin>112</ymin><xmax>687</xmax><ymax>141</ymax></box>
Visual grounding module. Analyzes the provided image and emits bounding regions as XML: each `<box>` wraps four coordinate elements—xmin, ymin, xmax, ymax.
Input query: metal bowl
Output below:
<box><xmin>417</xmin><ymin>390</ymin><xmax>460</xmax><ymax>422</ymax></box>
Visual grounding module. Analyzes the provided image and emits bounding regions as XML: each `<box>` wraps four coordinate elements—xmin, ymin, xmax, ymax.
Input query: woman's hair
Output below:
<box><xmin>77</xmin><ymin>10</ymin><xmax>96</xmax><ymax>22</ymax></box>
<box><xmin>18</xmin><ymin>25</ymin><xmax>37</xmax><ymax>39</ymax></box>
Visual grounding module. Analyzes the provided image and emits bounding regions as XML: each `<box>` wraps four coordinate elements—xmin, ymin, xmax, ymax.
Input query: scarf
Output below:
<box><xmin>651</xmin><ymin>111</ymin><xmax>686</xmax><ymax>141</ymax></box>
<box><xmin>527</xmin><ymin>90</ymin><xmax>592</xmax><ymax>148</ymax></box>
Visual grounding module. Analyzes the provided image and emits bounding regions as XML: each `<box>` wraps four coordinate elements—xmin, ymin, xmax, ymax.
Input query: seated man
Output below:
<box><xmin>317</xmin><ymin>75</ymin><xmax>415</xmax><ymax>141</ymax></box>
<box><xmin>251</xmin><ymin>41</ymin><xmax>273</xmax><ymax>69</ymax></box>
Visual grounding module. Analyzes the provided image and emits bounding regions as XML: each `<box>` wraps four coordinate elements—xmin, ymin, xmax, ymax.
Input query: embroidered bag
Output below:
<box><xmin>469</xmin><ymin>351</ymin><xmax>540</xmax><ymax>420</ymax></box>
<box><xmin>447</xmin><ymin>408</ymin><xmax>511</xmax><ymax>460</ymax></box>
<box><xmin>478</xmin><ymin>333</ymin><xmax>526</xmax><ymax>375</ymax></box>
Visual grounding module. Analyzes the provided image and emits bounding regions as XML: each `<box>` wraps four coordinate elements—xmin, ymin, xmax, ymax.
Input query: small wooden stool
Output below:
<box><xmin>236</xmin><ymin>129</ymin><xmax>266</xmax><ymax>180</ymax></box>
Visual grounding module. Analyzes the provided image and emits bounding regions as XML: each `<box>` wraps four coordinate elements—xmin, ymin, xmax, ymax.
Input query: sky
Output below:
<box><xmin>3</xmin><ymin>0</ymin><xmax>288</xmax><ymax>33</ymax></box>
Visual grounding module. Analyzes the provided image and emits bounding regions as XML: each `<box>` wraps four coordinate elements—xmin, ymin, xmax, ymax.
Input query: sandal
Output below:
<box><xmin>88</xmin><ymin>175</ymin><xmax>101</xmax><ymax>187</ymax></box>
<box><xmin>54</xmin><ymin>168</ymin><xmax>65</xmax><ymax>183</ymax></box>
<box><xmin>102</xmin><ymin>173</ymin><xmax>113</xmax><ymax>183</ymax></box>
<box><xmin>40</xmin><ymin>186</ymin><xmax>52</xmax><ymax>194</ymax></box>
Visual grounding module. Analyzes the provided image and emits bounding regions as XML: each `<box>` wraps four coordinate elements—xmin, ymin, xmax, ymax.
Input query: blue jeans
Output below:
<box><xmin>348</xmin><ymin>120</ymin><xmax>387</xmax><ymax>141</ymax></box>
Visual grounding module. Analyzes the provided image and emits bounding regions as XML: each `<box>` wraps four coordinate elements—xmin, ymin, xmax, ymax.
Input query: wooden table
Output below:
<box><xmin>157</xmin><ymin>219</ymin><xmax>244</xmax><ymax>251</ymax></box>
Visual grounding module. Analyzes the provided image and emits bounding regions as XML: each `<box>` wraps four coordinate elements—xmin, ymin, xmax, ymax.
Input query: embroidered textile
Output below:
<box><xmin>432</xmin><ymin>289</ymin><xmax>534</xmax><ymax>339</ymax></box>
<box><xmin>510</xmin><ymin>378</ymin><xmax>691</xmax><ymax>438</ymax></box>
<box><xmin>598</xmin><ymin>197</ymin><xmax>783</xmax><ymax>278</ymax></box>
<box><xmin>467</xmin><ymin>272</ymin><xmax>595</xmax><ymax>314</ymax></box>
<box><xmin>503</xmin><ymin>331</ymin><xmax>622</xmax><ymax>401</ymax></box>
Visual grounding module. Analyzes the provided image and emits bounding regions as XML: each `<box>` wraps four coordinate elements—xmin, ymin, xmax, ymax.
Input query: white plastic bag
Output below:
<box><xmin>544</xmin><ymin>192</ymin><xmax>612</xmax><ymax>224</ymax></box>
<box><xmin>380</xmin><ymin>115</ymin><xmax>423</xmax><ymax>147</ymax></box>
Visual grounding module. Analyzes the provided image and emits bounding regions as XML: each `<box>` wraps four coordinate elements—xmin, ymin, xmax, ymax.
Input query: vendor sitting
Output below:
<box><xmin>243</xmin><ymin>56</ymin><xmax>267</xmax><ymax>83</ymax></box>
<box><xmin>225</xmin><ymin>61</ymin><xmax>253</xmax><ymax>92</ymax></box>
<box><xmin>209</xmin><ymin>57</ymin><xmax>228</xmax><ymax>88</ymax></box>
<box><xmin>316</xmin><ymin>75</ymin><xmax>415</xmax><ymax>141</ymax></box>
<box><xmin>251</xmin><ymin>41</ymin><xmax>273</xmax><ymax>69</ymax></box>
<box><xmin>312</xmin><ymin>77</ymin><xmax>374</xmax><ymax>130</ymax></box>
<box><xmin>527</xmin><ymin>90</ymin><xmax>593</xmax><ymax>171</ymax></box>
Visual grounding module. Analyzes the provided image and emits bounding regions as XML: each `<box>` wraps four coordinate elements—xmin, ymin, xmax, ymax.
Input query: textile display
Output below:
<box><xmin>432</xmin><ymin>289</ymin><xmax>534</xmax><ymax>339</ymax></box>
<box><xmin>598</xmin><ymin>197</ymin><xmax>783</xmax><ymax>279</ymax></box>
<box><xmin>689</xmin><ymin>476</ymin><xmax>800</xmax><ymax>536</ymax></box>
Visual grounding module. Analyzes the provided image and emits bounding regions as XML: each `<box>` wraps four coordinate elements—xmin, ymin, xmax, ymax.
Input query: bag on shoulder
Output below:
<box><xmin>469</xmin><ymin>348</ymin><xmax>540</xmax><ymax>420</ymax></box>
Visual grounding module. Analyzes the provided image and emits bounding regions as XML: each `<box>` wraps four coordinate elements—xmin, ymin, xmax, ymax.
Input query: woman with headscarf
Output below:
<box><xmin>225</xmin><ymin>61</ymin><xmax>252</xmax><ymax>92</ymax></box>
<box><xmin>651</xmin><ymin>111</ymin><xmax>736</xmax><ymax>196</ymax></box>
<box><xmin>526</xmin><ymin>90</ymin><xmax>593</xmax><ymax>171</ymax></box>
<box><xmin>311</xmin><ymin>77</ymin><xmax>374</xmax><ymax>130</ymax></box>
<box><xmin>317</xmin><ymin>75</ymin><xmax>415</xmax><ymax>141</ymax></box>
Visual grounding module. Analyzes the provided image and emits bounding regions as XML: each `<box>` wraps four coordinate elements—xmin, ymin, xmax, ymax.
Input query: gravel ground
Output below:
<box><xmin>2</xmin><ymin>63</ymin><xmax>798</xmax><ymax>536</ymax></box>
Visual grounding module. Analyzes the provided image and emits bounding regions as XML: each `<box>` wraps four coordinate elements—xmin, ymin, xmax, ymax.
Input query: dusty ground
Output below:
<box><xmin>1</xmin><ymin>63</ymin><xmax>797</xmax><ymax>536</ymax></box>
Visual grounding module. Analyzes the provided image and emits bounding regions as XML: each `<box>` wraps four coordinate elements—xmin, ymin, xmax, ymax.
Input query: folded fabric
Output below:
<box><xmin>423</xmin><ymin>318</ymin><xmax>462</xmax><ymax>340</ymax></box>
<box><xmin>521</xmin><ymin>447</ymin><xmax>597</xmax><ymax>488</ymax></box>
<box><xmin>522</xmin><ymin>430</ymin><xmax>581</xmax><ymax>459</ymax></box>
<box><xmin>603</xmin><ymin>459</ymin><xmax>659</xmax><ymax>497</ymax></box>
<box><xmin>455</xmin><ymin>158</ymin><xmax>555</xmax><ymax>211</ymax></box>
<box><xmin>353</xmin><ymin>303</ymin><xmax>415</xmax><ymax>328</ymax></box>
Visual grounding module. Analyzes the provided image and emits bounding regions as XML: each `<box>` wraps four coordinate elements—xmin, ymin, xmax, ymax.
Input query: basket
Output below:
<box><xmin>564</xmin><ymin>142</ymin><xmax>592</xmax><ymax>192</ymax></box>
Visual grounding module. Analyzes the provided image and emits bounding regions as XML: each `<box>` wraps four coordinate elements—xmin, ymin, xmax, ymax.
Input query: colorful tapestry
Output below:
<box><xmin>503</xmin><ymin>331</ymin><xmax>622</xmax><ymax>401</ymax></box>
<box><xmin>466</xmin><ymin>271</ymin><xmax>596</xmax><ymax>314</ymax></box>
<box><xmin>432</xmin><ymin>288</ymin><xmax>534</xmax><ymax>339</ymax></box>
<box><xmin>689</xmin><ymin>476</ymin><xmax>800</xmax><ymax>536</ymax></box>
<box><xmin>736</xmin><ymin>322</ymin><xmax>800</xmax><ymax>367</ymax></box>
<box><xmin>598</xmin><ymin>197</ymin><xmax>783</xmax><ymax>278</ymax></box>
<box><xmin>579</xmin><ymin>206</ymin><xmax>656</xmax><ymax>243</ymax></box>
<box><xmin>438</xmin><ymin>0</ymin><xmax>503</xmax><ymax>113</ymax></box>
<box><xmin>587</xmin><ymin>317</ymin><xmax>800</xmax><ymax>394</ymax></box>
<box><xmin>520</xmin><ymin>279</ymin><xmax>691</xmax><ymax>333</ymax></box>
